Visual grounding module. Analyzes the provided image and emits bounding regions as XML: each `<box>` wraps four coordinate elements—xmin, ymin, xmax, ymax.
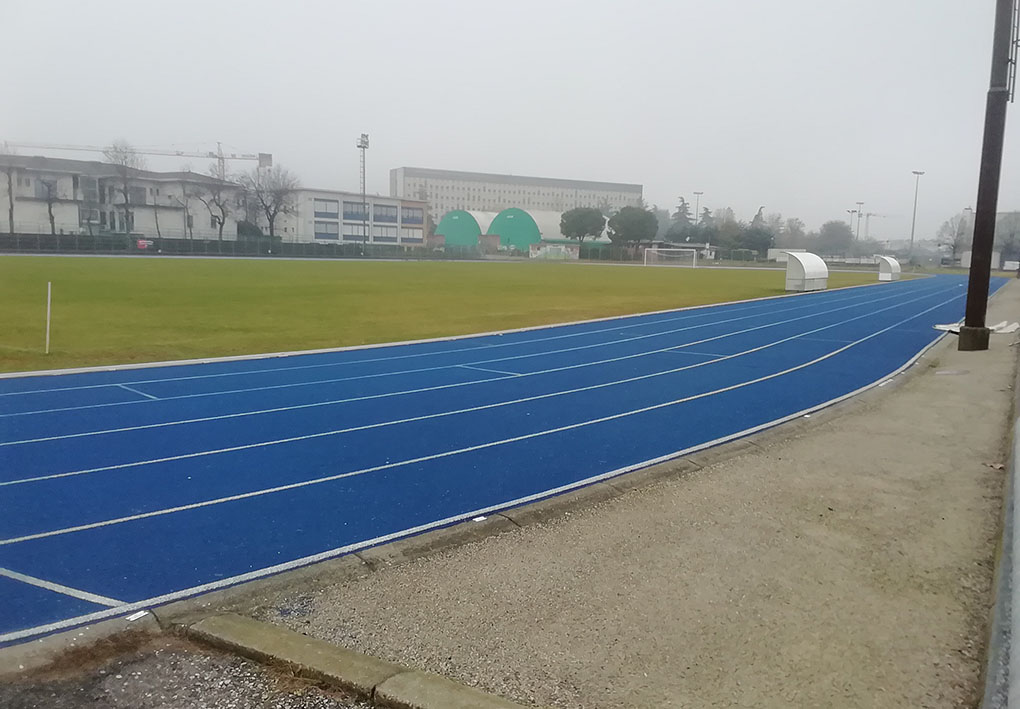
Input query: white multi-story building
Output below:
<box><xmin>277</xmin><ymin>189</ymin><xmax>426</xmax><ymax>246</ymax></box>
<box><xmin>390</xmin><ymin>167</ymin><xmax>643</xmax><ymax>219</ymax></box>
<box><xmin>0</xmin><ymin>154</ymin><xmax>241</xmax><ymax>241</ymax></box>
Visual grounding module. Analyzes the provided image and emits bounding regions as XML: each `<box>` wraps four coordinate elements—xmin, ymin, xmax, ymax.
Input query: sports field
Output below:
<box><xmin>0</xmin><ymin>256</ymin><xmax>876</xmax><ymax>373</ymax></box>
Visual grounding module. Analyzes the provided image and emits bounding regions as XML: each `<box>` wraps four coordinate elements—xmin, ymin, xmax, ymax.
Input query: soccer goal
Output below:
<box><xmin>643</xmin><ymin>247</ymin><xmax>699</xmax><ymax>268</ymax></box>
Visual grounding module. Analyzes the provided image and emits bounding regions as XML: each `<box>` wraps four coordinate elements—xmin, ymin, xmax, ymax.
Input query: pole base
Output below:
<box><xmin>958</xmin><ymin>326</ymin><xmax>991</xmax><ymax>351</ymax></box>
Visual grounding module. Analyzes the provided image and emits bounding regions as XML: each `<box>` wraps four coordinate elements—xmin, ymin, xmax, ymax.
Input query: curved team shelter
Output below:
<box><xmin>435</xmin><ymin>208</ymin><xmax>544</xmax><ymax>252</ymax></box>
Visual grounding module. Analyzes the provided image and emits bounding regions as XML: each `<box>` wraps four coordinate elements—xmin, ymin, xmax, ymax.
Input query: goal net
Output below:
<box><xmin>643</xmin><ymin>247</ymin><xmax>698</xmax><ymax>268</ymax></box>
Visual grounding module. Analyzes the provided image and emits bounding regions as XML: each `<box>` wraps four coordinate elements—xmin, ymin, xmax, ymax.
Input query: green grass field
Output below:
<box><xmin>0</xmin><ymin>256</ymin><xmax>878</xmax><ymax>373</ymax></box>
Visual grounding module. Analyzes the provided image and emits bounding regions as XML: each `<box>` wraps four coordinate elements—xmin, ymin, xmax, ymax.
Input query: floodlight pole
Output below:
<box><xmin>693</xmin><ymin>191</ymin><xmax>703</xmax><ymax>224</ymax></box>
<box><xmin>908</xmin><ymin>171</ymin><xmax>924</xmax><ymax>257</ymax></box>
<box><xmin>358</xmin><ymin>133</ymin><xmax>369</xmax><ymax>249</ymax></box>
<box><xmin>855</xmin><ymin>201</ymin><xmax>864</xmax><ymax>240</ymax></box>
<box><xmin>960</xmin><ymin>0</ymin><xmax>1015</xmax><ymax>351</ymax></box>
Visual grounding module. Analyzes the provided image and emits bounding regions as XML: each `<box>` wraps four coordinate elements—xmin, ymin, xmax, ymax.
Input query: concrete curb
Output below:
<box><xmin>183</xmin><ymin>613</ymin><xmax>530</xmax><ymax>709</ymax></box>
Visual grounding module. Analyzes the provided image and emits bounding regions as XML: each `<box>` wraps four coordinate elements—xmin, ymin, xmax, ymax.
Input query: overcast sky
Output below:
<box><xmin>2</xmin><ymin>0</ymin><xmax>1017</xmax><ymax>241</ymax></box>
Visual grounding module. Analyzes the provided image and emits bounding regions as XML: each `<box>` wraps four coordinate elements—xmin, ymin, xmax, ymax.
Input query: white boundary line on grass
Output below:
<box><xmin>0</xmin><ymin>279</ymin><xmax>904</xmax><ymax>381</ymax></box>
<box><xmin>0</xmin><ymin>304</ymin><xmax>956</xmax><ymax>646</ymax></box>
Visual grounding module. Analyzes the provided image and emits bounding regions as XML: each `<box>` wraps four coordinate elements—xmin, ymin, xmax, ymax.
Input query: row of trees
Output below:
<box><xmin>103</xmin><ymin>140</ymin><xmax>302</xmax><ymax>241</ymax></box>
<box><xmin>936</xmin><ymin>210</ymin><xmax>1020</xmax><ymax>263</ymax></box>
<box><xmin>560</xmin><ymin>200</ymin><xmax>864</xmax><ymax>258</ymax></box>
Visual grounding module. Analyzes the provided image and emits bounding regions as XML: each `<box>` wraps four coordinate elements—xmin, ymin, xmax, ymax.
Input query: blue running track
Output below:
<box><xmin>0</xmin><ymin>274</ymin><xmax>1005</xmax><ymax>644</ymax></box>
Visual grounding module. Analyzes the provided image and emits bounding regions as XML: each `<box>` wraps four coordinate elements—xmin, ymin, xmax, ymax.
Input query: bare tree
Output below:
<box><xmin>193</xmin><ymin>162</ymin><xmax>235</xmax><ymax>244</ymax></box>
<box><xmin>937</xmin><ymin>213</ymin><xmax>970</xmax><ymax>264</ymax></box>
<box><xmin>103</xmin><ymin>139</ymin><xmax>146</xmax><ymax>233</ymax></box>
<box><xmin>39</xmin><ymin>178</ymin><xmax>58</xmax><ymax>235</ymax></box>
<box><xmin>237</xmin><ymin>165</ymin><xmax>299</xmax><ymax>238</ymax></box>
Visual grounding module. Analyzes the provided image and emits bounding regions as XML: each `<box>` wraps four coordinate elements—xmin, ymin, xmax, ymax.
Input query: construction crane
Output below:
<box><xmin>862</xmin><ymin>212</ymin><xmax>889</xmax><ymax>240</ymax></box>
<box><xmin>5</xmin><ymin>141</ymin><xmax>271</xmax><ymax>176</ymax></box>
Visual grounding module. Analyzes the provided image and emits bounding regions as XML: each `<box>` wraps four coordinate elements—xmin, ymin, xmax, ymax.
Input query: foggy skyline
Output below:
<box><xmin>3</xmin><ymin>0</ymin><xmax>1018</xmax><ymax>242</ymax></box>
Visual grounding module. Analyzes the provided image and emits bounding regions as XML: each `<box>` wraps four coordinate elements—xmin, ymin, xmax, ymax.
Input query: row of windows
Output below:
<box><xmin>314</xmin><ymin>221</ymin><xmax>423</xmax><ymax>242</ymax></box>
<box><xmin>313</xmin><ymin>199</ymin><xmax>422</xmax><ymax>224</ymax></box>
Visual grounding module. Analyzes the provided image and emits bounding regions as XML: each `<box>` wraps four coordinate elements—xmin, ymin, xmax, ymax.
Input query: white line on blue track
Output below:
<box><xmin>0</xmin><ymin>567</ymin><xmax>123</xmax><ymax>607</ymax></box>
<box><xmin>0</xmin><ymin>283</ymin><xmax>946</xmax><ymax>452</ymax></box>
<box><xmin>0</xmin><ymin>289</ymin><xmax>964</xmax><ymax>546</ymax></box>
<box><xmin>117</xmin><ymin>384</ymin><xmax>159</xmax><ymax>400</ymax></box>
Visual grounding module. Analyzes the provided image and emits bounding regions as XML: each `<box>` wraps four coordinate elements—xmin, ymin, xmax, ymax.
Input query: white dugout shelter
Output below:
<box><xmin>784</xmin><ymin>252</ymin><xmax>828</xmax><ymax>292</ymax></box>
<box><xmin>877</xmin><ymin>256</ymin><xmax>901</xmax><ymax>281</ymax></box>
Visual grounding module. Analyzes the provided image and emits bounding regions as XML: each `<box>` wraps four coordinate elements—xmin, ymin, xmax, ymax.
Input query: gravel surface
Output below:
<box><xmin>0</xmin><ymin>637</ymin><xmax>371</xmax><ymax>709</ymax></box>
<box><xmin>257</xmin><ymin>283</ymin><xmax>1020</xmax><ymax>708</ymax></box>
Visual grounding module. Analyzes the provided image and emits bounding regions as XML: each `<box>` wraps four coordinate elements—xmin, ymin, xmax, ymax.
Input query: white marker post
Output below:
<box><xmin>45</xmin><ymin>281</ymin><xmax>51</xmax><ymax>355</ymax></box>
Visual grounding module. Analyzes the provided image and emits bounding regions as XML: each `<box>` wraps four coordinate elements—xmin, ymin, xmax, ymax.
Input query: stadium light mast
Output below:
<box><xmin>855</xmin><ymin>201</ymin><xmax>864</xmax><ymax>240</ymax></box>
<box><xmin>908</xmin><ymin>170</ymin><xmax>925</xmax><ymax>257</ymax></box>
<box><xmin>693</xmin><ymin>191</ymin><xmax>703</xmax><ymax>224</ymax></box>
<box><xmin>960</xmin><ymin>0</ymin><xmax>1016</xmax><ymax>351</ymax></box>
<box><xmin>847</xmin><ymin>209</ymin><xmax>857</xmax><ymax>232</ymax></box>
<box><xmin>358</xmin><ymin>133</ymin><xmax>370</xmax><ymax>247</ymax></box>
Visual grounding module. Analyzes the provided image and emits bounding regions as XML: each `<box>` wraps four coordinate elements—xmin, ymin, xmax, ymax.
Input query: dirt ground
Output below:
<box><xmin>0</xmin><ymin>635</ymin><xmax>370</xmax><ymax>709</ymax></box>
<box><xmin>256</xmin><ymin>283</ymin><xmax>1020</xmax><ymax>708</ymax></box>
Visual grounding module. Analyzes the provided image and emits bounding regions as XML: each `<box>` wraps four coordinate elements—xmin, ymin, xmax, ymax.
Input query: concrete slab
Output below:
<box><xmin>186</xmin><ymin>614</ymin><xmax>402</xmax><ymax>700</ymax></box>
<box><xmin>374</xmin><ymin>670</ymin><xmax>527</xmax><ymax>709</ymax></box>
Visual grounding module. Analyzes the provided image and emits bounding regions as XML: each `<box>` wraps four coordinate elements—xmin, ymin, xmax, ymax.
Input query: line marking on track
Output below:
<box><xmin>0</xmin><ymin>291</ymin><xmax>963</xmax><ymax>546</ymax></box>
<box><xmin>0</xmin><ymin>283</ymin><xmax>949</xmax><ymax>439</ymax></box>
<box><xmin>0</xmin><ymin>286</ymin><xmax>951</xmax><ymax>481</ymax></box>
<box><xmin>0</xmin><ymin>567</ymin><xmax>123</xmax><ymax>607</ymax></box>
<box><xmin>0</xmin><ymin>282</ymin><xmax>917</xmax><ymax>401</ymax></box>
<box><xmin>458</xmin><ymin>364</ymin><xmax>522</xmax><ymax>376</ymax></box>
<box><xmin>117</xmin><ymin>384</ymin><xmax>159</xmax><ymax>400</ymax></box>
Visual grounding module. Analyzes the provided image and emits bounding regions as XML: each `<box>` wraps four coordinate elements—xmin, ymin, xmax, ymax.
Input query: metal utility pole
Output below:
<box><xmin>693</xmin><ymin>191</ymin><xmax>703</xmax><ymax>224</ymax></box>
<box><xmin>847</xmin><ymin>209</ymin><xmax>857</xmax><ymax>233</ymax></box>
<box><xmin>908</xmin><ymin>171</ymin><xmax>925</xmax><ymax>256</ymax></box>
<box><xmin>358</xmin><ymin>133</ymin><xmax>369</xmax><ymax>246</ymax></box>
<box><xmin>960</xmin><ymin>0</ymin><xmax>1017</xmax><ymax>351</ymax></box>
<box><xmin>855</xmin><ymin>201</ymin><xmax>864</xmax><ymax>240</ymax></box>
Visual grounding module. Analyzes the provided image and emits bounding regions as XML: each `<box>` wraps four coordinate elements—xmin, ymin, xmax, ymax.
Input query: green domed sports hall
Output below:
<box><xmin>435</xmin><ymin>210</ymin><xmax>482</xmax><ymax>247</ymax></box>
<box><xmin>487</xmin><ymin>208</ymin><xmax>541</xmax><ymax>252</ymax></box>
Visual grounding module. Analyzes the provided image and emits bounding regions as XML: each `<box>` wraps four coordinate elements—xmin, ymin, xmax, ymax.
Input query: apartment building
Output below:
<box><xmin>390</xmin><ymin>167</ymin><xmax>643</xmax><ymax>219</ymax></box>
<box><xmin>0</xmin><ymin>154</ymin><xmax>241</xmax><ymax>240</ymax></box>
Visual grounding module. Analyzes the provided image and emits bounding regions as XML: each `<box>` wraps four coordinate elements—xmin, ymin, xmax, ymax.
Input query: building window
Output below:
<box><xmin>373</xmin><ymin>204</ymin><xmax>398</xmax><ymax>223</ymax></box>
<box><xmin>372</xmin><ymin>225</ymin><xmax>398</xmax><ymax>238</ymax></box>
<box><xmin>315</xmin><ymin>221</ymin><xmax>340</xmax><ymax>240</ymax></box>
<box><xmin>342</xmin><ymin>223</ymin><xmax>366</xmax><ymax>240</ymax></box>
<box><xmin>343</xmin><ymin>201</ymin><xmax>368</xmax><ymax>220</ymax></box>
<box><xmin>401</xmin><ymin>206</ymin><xmax>424</xmax><ymax>225</ymax></box>
<box><xmin>314</xmin><ymin>199</ymin><xmax>339</xmax><ymax>218</ymax></box>
<box><xmin>128</xmin><ymin>186</ymin><xmax>147</xmax><ymax>205</ymax></box>
<box><xmin>400</xmin><ymin>227</ymin><xmax>423</xmax><ymax>243</ymax></box>
<box><xmin>210</xmin><ymin>215</ymin><xmax>219</xmax><ymax>229</ymax></box>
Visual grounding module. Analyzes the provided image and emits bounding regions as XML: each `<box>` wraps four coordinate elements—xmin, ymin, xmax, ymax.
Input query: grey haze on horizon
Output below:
<box><xmin>2</xmin><ymin>0</ymin><xmax>1017</xmax><ymax>242</ymax></box>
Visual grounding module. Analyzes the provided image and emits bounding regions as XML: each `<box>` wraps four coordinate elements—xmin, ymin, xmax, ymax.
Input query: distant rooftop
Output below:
<box><xmin>0</xmin><ymin>154</ymin><xmax>235</xmax><ymax>186</ymax></box>
<box><xmin>394</xmin><ymin>166</ymin><xmax>642</xmax><ymax>193</ymax></box>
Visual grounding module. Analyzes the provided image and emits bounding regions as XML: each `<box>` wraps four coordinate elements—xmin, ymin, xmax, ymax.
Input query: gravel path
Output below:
<box><xmin>0</xmin><ymin>637</ymin><xmax>371</xmax><ymax>709</ymax></box>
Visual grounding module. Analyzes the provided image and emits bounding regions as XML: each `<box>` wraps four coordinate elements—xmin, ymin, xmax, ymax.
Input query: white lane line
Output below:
<box><xmin>0</xmin><ymin>283</ymin><xmax>900</xmax><ymax>413</ymax></box>
<box><xmin>0</xmin><ymin>282</ymin><xmax>947</xmax><ymax>434</ymax></box>
<box><xmin>0</xmin><ymin>566</ymin><xmax>123</xmax><ymax>607</ymax></box>
<box><xmin>0</xmin><ymin>283</ymin><xmax>893</xmax><ymax>397</ymax></box>
<box><xmin>117</xmin><ymin>384</ymin><xmax>159</xmax><ymax>401</ymax></box>
<box><xmin>0</xmin><ymin>285</ymin><xmax>947</xmax><ymax>454</ymax></box>
<box><xmin>458</xmin><ymin>364</ymin><xmax>522</xmax><ymax>377</ymax></box>
<box><xmin>0</xmin><ymin>290</ymin><xmax>962</xmax><ymax>545</ymax></box>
